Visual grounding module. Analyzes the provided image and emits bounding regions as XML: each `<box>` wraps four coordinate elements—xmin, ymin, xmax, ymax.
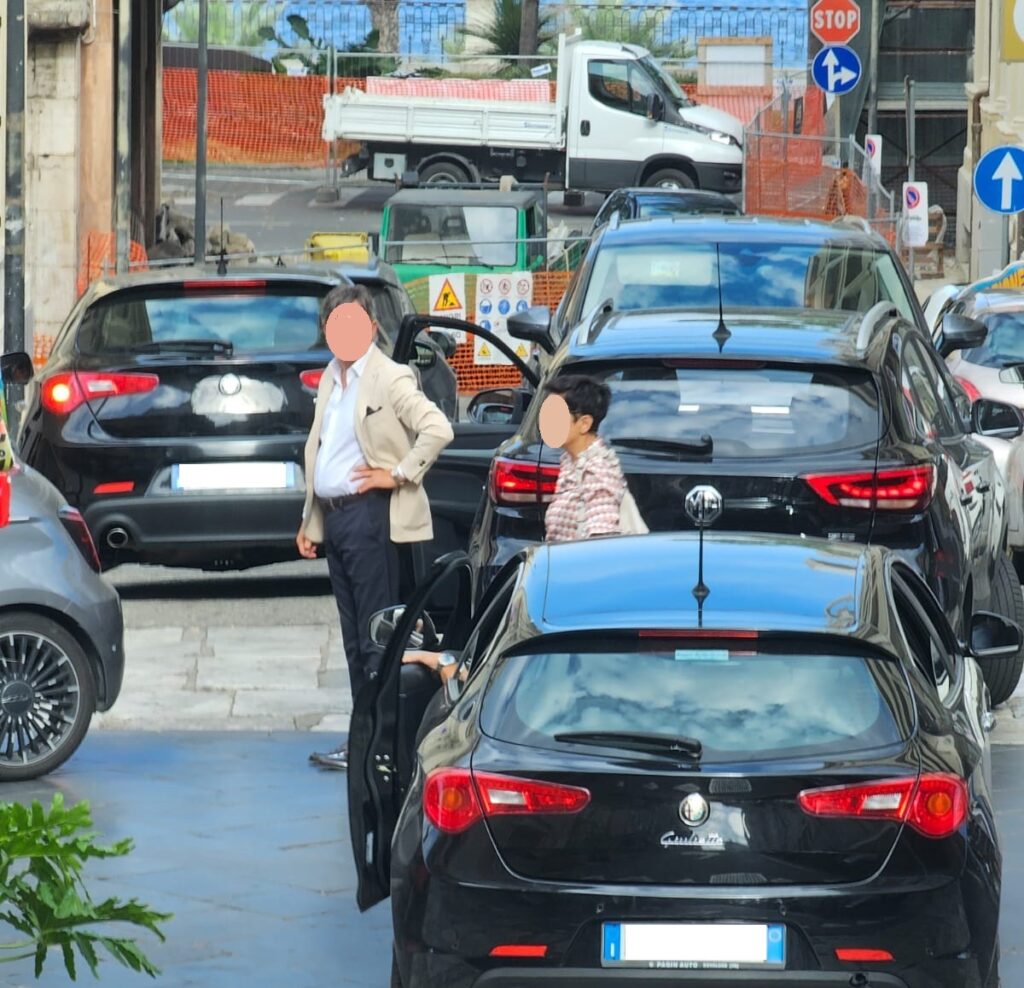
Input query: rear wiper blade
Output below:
<box><xmin>610</xmin><ymin>435</ymin><xmax>713</xmax><ymax>457</ymax></box>
<box><xmin>134</xmin><ymin>339</ymin><xmax>234</xmax><ymax>355</ymax></box>
<box><xmin>554</xmin><ymin>730</ymin><xmax>703</xmax><ymax>760</ymax></box>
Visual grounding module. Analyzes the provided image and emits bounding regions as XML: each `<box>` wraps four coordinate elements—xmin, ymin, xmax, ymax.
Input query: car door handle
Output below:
<box><xmin>960</xmin><ymin>493</ymin><xmax>974</xmax><ymax>505</ymax></box>
<box><xmin>580</xmin><ymin>120</ymin><xmax>591</xmax><ymax>136</ymax></box>
<box><xmin>977</xmin><ymin>481</ymin><xmax>991</xmax><ymax>494</ymax></box>
<box><xmin>983</xmin><ymin>710</ymin><xmax>997</xmax><ymax>733</ymax></box>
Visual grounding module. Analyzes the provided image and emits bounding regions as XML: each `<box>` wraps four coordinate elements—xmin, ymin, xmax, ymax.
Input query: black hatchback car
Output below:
<box><xmin>16</xmin><ymin>260</ymin><xmax>456</xmax><ymax>570</ymax></box>
<box><xmin>467</xmin><ymin>304</ymin><xmax>1024</xmax><ymax>704</ymax></box>
<box><xmin>589</xmin><ymin>188</ymin><xmax>741</xmax><ymax>236</ymax></box>
<box><xmin>352</xmin><ymin>533</ymin><xmax>1015</xmax><ymax>987</ymax></box>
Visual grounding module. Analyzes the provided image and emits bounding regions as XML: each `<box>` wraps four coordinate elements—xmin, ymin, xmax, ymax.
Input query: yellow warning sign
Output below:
<box><xmin>478</xmin><ymin>343</ymin><xmax>491</xmax><ymax>358</ymax></box>
<box><xmin>433</xmin><ymin>277</ymin><xmax>463</xmax><ymax>312</ymax></box>
<box><xmin>515</xmin><ymin>343</ymin><xmax>528</xmax><ymax>359</ymax></box>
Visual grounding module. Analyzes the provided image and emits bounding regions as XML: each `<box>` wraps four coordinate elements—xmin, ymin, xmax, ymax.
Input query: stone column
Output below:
<box><xmin>79</xmin><ymin>1</ymin><xmax>115</xmax><ymax>249</ymax></box>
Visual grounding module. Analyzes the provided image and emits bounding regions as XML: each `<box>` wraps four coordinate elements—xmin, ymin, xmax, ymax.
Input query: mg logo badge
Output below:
<box><xmin>679</xmin><ymin>792</ymin><xmax>711</xmax><ymax>827</ymax></box>
<box><xmin>684</xmin><ymin>485</ymin><xmax>723</xmax><ymax>529</ymax></box>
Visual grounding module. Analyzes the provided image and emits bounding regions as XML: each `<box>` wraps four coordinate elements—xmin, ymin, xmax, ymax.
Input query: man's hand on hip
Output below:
<box><xmin>351</xmin><ymin>464</ymin><xmax>398</xmax><ymax>494</ymax></box>
<box><xmin>296</xmin><ymin>527</ymin><xmax>319</xmax><ymax>559</ymax></box>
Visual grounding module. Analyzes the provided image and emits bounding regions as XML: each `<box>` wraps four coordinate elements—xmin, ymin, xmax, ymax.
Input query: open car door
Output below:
<box><xmin>348</xmin><ymin>550</ymin><xmax>474</xmax><ymax>911</ymax></box>
<box><xmin>395</xmin><ymin>315</ymin><xmax>540</xmax><ymax>583</ymax></box>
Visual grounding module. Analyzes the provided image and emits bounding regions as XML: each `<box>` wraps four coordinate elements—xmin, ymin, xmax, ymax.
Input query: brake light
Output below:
<box><xmin>798</xmin><ymin>773</ymin><xmax>967</xmax><ymax>839</ymax></box>
<box><xmin>42</xmin><ymin>372</ymin><xmax>159</xmax><ymax>416</ymax></box>
<box><xmin>182</xmin><ymin>279</ymin><xmax>267</xmax><ymax>291</ymax></box>
<box><xmin>490</xmin><ymin>945</ymin><xmax>548</xmax><ymax>958</ymax></box>
<box><xmin>955</xmin><ymin>376</ymin><xmax>981</xmax><ymax>403</ymax></box>
<box><xmin>803</xmin><ymin>465</ymin><xmax>934</xmax><ymax>511</ymax></box>
<box><xmin>300</xmin><ymin>368</ymin><xmax>324</xmax><ymax>392</ymax></box>
<box><xmin>93</xmin><ymin>481</ymin><xmax>135</xmax><ymax>495</ymax></box>
<box><xmin>423</xmin><ymin>768</ymin><xmax>590</xmax><ymax>834</ymax></box>
<box><xmin>835</xmin><ymin>948</ymin><xmax>894</xmax><ymax>963</ymax></box>
<box><xmin>639</xmin><ymin>629</ymin><xmax>758</xmax><ymax>639</ymax></box>
<box><xmin>489</xmin><ymin>457</ymin><xmax>560</xmax><ymax>506</ymax></box>
<box><xmin>0</xmin><ymin>474</ymin><xmax>10</xmax><ymax>528</ymax></box>
<box><xmin>58</xmin><ymin>507</ymin><xmax>102</xmax><ymax>572</ymax></box>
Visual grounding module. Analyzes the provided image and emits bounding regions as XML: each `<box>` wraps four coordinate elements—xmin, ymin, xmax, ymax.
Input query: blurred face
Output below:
<box><xmin>325</xmin><ymin>302</ymin><xmax>374</xmax><ymax>363</ymax></box>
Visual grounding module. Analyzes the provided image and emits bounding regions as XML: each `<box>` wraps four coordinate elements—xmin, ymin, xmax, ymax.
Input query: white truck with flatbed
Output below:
<box><xmin>321</xmin><ymin>33</ymin><xmax>744</xmax><ymax>196</ymax></box>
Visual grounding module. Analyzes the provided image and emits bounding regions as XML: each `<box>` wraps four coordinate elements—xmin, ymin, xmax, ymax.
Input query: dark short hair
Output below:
<box><xmin>320</xmin><ymin>283</ymin><xmax>377</xmax><ymax>334</ymax></box>
<box><xmin>545</xmin><ymin>374</ymin><xmax>611</xmax><ymax>432</ymax></box>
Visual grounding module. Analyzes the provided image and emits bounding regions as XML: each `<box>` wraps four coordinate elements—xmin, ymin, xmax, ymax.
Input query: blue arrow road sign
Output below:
<box><xmin>974</xmin><ymin>146</ymin><xmax>1024</xmax><ymax>214</ymax></box>
<box><xmin>811</xmin><ymin>45</ymin><xmax>861</xmax><ymax>95</ymax></box>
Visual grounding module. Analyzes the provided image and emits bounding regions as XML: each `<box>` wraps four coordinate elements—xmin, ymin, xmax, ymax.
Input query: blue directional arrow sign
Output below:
<box><xmin>811</xmin><ymin>45</ymin><xmax>862</xmax><ymax>95</ymax></box>
<box><xmin>974</xmin><ymin>146</ymin><xmax>1024</xmax><ymax>214</ymax></box>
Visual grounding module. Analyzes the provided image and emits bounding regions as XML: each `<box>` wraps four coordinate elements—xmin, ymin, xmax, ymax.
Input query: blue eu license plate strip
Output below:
<box><xmin>601</xmin><ymin>922</ymin><xmax>786</xmax><ymax>969</ymax></box>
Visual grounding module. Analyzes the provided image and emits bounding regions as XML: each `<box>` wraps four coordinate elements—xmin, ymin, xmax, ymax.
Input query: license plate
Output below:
<box><xmin>171</xmin><ymin>462</ymin><xmax>294</xmax><ymax>492</ymax></box>
<box><xmin>601</xmin><ymin>923</ymin><xmax>785</xmax><ymax>970</ymax></box>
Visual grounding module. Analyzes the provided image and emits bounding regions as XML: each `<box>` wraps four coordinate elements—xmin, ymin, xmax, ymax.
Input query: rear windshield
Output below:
<box><xmin>481</xmin><ymin>648</ymin><xmax>908</xmax><ymax>763</ymax></box>
<box><xmin>581</xmin><ymin>242</ymin><xmax>917</xmax><ymax>322</ymax></box>
<box><xmin>384</xmin><ymin>205</ymin><xmax>519</xmax><ymax>267</ymax></box>
<box><xmin>532</xmin><ymin>364</ymin><xmax>880</xmax><ymax>458</ymax></box>
<box><xmin>963</xmin><ymin>309</ymin><xmax>1024</xmax><ymax>367</ymax></box>
<box><xmin>76</xmin><ymin>287</ymin><xmax>327</xmax><ymax>355</ymax></box>
<box><xmin>637</xmin><ymin>199</ymin><xmax>740</xmax><ymax>220</ymax></box>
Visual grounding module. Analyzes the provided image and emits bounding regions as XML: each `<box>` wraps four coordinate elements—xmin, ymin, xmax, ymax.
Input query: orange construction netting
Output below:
<box><xmin>76</xmin><ymin>232</ymin><xmax>149</xmax><ymax>298</ymax></box>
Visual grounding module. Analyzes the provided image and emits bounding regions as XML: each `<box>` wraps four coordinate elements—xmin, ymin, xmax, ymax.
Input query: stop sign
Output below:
<box><xmin>810</xmin><ymin>0</ymin><xmax>862</xmax><ymax>45</ymax></box>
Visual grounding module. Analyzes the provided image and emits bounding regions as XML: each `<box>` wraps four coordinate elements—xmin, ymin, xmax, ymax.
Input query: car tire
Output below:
<box><xmin>0</xmin><ymin>611</ymin><xmax>97</xmax><ymax>781</ymax></box>
<box><xmin>390</xmin><ymin>947</ymin><xmax>403</xmax><ymax>988</ymax></box>
<box><xmin>643</xmin><ymin>168</ymin><xmax>695</xmax><ymax>190</ymax></box>
<box><xmin>418</xmin><ymin>160</ymin><xmax>470</xmax><ymax>185</ymax></box>
<box><xmin>982</xmin><ymin>556</ymin><xmax>1024</xmax><ymax>706</ymax></box>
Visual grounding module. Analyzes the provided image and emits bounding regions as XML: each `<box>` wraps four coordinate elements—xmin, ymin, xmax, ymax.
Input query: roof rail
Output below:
<box><xmin>831</xmin><ymin>215</ymin><xmax>874</xmax><ymax>235</ymax></box>
<box><xmin>855</xmin><ymin>301</ymin><xmax>899</xmax><ymax>355</ymax></box>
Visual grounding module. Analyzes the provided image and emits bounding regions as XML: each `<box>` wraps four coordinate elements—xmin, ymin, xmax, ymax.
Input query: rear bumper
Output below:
<box><xmin>83</xmin><ymin>490</ymin><xmax>304</xmax><ymax>565</ymax></box>
<box><xmin>693</xmin><ymin>161</ymin><xmax>743</xmax><ymax>194</ymax></box>
<box><xmin>474</xmin><ymin>971</ymin><xmax>909</xmax><ymax>986</ymax></box>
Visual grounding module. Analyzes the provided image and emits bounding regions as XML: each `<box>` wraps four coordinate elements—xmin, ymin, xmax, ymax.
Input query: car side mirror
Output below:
<box><xmin>368</xmin><ymin>605</ymin><xmax>437</xmax><ymax>650</ymax></box>
<box><xmin>413</xmin><ymin>341</ymin><xmax>437</xmax><ymax>370</ymax></box>
<box><xmin>971</xmin><ymin>398</ymin><xmax>1024</xmax><ymax>439</ymax></box>
<box><xmin>646</xmin><ymin>92</ymin><xmax>665</xmax><ymax>121</ymax></box>
<box><xmin>0</xmin><ymin>351</ymin><xmax>33</xmax><ymax>385</ymax></box>
<box><xmin>938</xmin><ymin>313</ymin><xmax>987</xmax><ymax>357</ymax></box>
<box><xmin>969</xmin><ymin>610</ymin><xmax>1023</xmax><ymax>659</ymax></box>
<box><xmin>507</xmin><ymin>305</ymin><xmax>554</xmax><ymax>354</ymax></box>
<box><xmin>425</xmin><ymin>330</ymin><xmax>458</xmax><ymax>359</ymax></box>
<box><xmin>467</xmin><ymin>386</ymin><xmax>532</xmax><ymax>425</ymax></box>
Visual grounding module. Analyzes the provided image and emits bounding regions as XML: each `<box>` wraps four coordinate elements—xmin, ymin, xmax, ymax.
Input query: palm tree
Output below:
<box><xmin>459</xmin><ymin>0</ymin><xmax>557</xmax><ymax>71</ymax></box>
<box><xmin>571</xmin><ymin>0</ymin><xmax>693</xmax><ymax>60</ymax></box>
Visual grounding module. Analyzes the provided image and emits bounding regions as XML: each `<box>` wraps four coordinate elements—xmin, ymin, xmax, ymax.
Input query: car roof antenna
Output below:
<box><xmin>712</xmin><ymin>244</ymin><xmax>731</xmax><ymax>353</ymax></box>
<box><xmin>216</xmin><ymin>198</ymin><xmax>228</xmax><ymax>276</ymax></box>
<box><xmin>684</xmin><ymin>485</ymin><xmax>724</xmax><ymax>628</ymax></box>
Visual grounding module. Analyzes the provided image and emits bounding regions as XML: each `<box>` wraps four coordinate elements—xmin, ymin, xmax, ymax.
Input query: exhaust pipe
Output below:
<box><xmin>105</xmin><ymin>527</ymin><xmax>130</xmax><ymax>550</ymax></box>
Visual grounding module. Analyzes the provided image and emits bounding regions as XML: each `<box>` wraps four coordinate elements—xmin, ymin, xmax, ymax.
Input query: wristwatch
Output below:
<box><xmin>391</xmin><ymin>465</ymin><xmax>406</xmax><ymax>485</ymax></box>
<box><xmin>436</xmin><ymin>650</ymin><xmax>459</xmax><ymax>671</ymax></box>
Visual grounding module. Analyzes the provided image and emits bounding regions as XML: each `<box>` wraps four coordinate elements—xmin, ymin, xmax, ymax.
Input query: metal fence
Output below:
<box><xmin>162</xmin><ymin>0</ymin><xmax>809</xmax><ymax>69</ymax></box>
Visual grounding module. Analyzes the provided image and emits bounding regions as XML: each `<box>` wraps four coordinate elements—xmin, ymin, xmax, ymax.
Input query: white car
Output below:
<box><xmin>923</xmin><ymin>282</ymin><xmax>967</xmax><ymax>336</ymax></box>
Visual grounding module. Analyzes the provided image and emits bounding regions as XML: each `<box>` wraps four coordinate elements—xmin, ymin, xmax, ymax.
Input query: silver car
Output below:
<box><xmin>1</xmin><ymin>353</ymin><xmax>124</xmax><ymax>780</ymax></box>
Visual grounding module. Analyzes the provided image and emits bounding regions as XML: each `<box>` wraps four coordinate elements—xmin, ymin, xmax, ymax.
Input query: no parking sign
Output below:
<box><xmin>902</xmin><ymin>182</ymin><xmax>929</xmax><ymax>247</ymax></box>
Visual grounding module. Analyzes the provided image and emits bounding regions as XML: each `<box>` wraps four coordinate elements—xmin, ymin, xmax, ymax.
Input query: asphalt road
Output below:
<box><xmin>1</xmin><ymin>732</ymin><xmax>1022</xmax><ymax>987</ymax></box>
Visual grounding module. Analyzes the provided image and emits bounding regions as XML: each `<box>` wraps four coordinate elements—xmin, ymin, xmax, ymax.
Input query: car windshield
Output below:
<box><xmin>76</xmin><ymin>288</ymin><xmax>327</xmax><ymax>355</ymax></box>
<box><xmin>531</xmin><ymin>364</ymin><xmax>880</xmax><ymax>459</ymax></box>
<box><xmin>580</xmin><ymin>242</ymin><xmax>918</xmax><ymax>322</ymax></box>
<box><xmin>638</xmin><ymin>55</ymin><xmax>691</xmax><ymax>107</ymax></box>
<box><xmin>481</xmin><ymin>647</ymin><xmax>907</xmax><ymax>763</ymax></box>
<box><xmin>962</xmin><ymin>309</ymin><xmax>1024</xmax><ymax>367</ymax></box>
<box><xmin>385</xmin><ymin>205</ymin><xmax>519</xmax><ymax>267</ymax></box>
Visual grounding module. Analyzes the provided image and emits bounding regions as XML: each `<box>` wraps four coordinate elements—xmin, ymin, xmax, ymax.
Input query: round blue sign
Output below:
<box><xmin>479</xmin><ymin>299</ymin><xmax>493</xmax><ymax>315</ymax></box>
<box><xmin>516</xmin><ymin>299</ymin><xmax>530</xmax><ymax>312</ymax></box>
<box><xmin>974</xmin><ymin>146</ymin><xmax>1024</xmax><ymax>215</ymax></box>
<box><xmin>811</xmin><ymin>44</ymin><xmax>861</xmax><ymax>96</ymax></box>
<box><xmin>498</xmin><ymin>299</ymin><xmax>511</xmax><ymax>315</ymax></box>
<box><xmin>480</xmin><ymin>319</ymin><xmax>492</xmax><ymax>331</ymax></box>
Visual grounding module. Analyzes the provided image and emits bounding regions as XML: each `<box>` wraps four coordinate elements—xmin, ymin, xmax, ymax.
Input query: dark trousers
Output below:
<box><xmin>323</xmin><ymin>492</ymin><xmax>400</xmax><ymax>700</ymax></box>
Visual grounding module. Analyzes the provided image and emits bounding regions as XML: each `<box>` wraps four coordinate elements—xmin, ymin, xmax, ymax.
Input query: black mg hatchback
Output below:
<box><xmin>353</xmin><ymin>534</ymin><xmax>1015</xmax><ymax>987</ymax></box>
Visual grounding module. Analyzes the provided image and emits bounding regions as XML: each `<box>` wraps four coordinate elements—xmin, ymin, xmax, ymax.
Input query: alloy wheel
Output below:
<box><xmin>0</xmin><ymin>632</ymin><xmax>82</xmax><ymax>766</ymax></box>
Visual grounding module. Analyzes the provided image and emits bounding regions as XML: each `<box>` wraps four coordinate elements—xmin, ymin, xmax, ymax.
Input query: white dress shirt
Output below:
<box><xmin>313</xmin><ymin>353</ymin><xmax>371</xmax><ymax>499</ymax></box>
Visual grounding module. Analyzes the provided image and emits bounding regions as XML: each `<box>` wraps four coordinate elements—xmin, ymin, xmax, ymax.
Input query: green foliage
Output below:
<box><xmin>572</xmin><ymin>0</ymin><xmax>694</xmax><ymax>60</ymax></box>
<box><xmin>165</xmin><ymin>0</ymin><xmax>283</xmax><ymax>46</ymax></box>
<box><xmin>0</xmin><ymin>795</ymin><xmax>170</xmax><ymax>980</ymax></box>
<box><xmin>266</xmin><ymin>16</ymin><xmax>398</xmax><ymax>77</ymax></box>
<box><xmin>458</xmin><ymin>0</ymin><xmax>557</xmax><ymax>73</ymax></box>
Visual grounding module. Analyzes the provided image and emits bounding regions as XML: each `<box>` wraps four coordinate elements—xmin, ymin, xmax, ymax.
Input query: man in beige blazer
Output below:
<box><xmin>299</xmin><ymin>284</ymin><xmax>453</xmax><ymax>770</ymax></box>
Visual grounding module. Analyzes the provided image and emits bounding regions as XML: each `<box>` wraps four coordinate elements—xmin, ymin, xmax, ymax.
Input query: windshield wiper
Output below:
<box><xmin>611</xmin><ymin>435</ymin><xmax>713</xmax><ymax>457</ymax></box>
<box><xmin>554</xmin><ymin>730</ymin><xmax>703</xmax><ymax>760</ymax></box>
<box><xmin>133</xmin><ymin>339</ymin><xmax>234</xmax><ymax>355</ymax></box>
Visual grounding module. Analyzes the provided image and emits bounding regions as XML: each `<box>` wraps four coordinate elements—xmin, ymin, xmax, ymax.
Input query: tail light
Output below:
<box><xmin>803</xmin><ymin>465</ymin><xmax>934</xmax><ymax>511</ymax></box>
<box><xmin>955</xmin><ymin>376</ymin><xmax>981</xmax><ymax>403</ymax></box>
<box><xmin>489</xmin><ymin>457</ymin><xmax>560</xmax><ymax>506</ymax></box>
<box><xmin>93</xmin><ymin>481</ymin><xmax>135</xmax><ymax>495</ymax></box>
<box><xmin>835</xmin><ymin>948</ymin><xmax>894</xmax><ymax>963</ymax></box>
<box><xmin>490</xmin><ymin>945</ymin><xmax>548</xmax><ymax>958</ymax></box>
<box><xmin>423</xmin><ymin>768</ymin><xmax>590</xmax><ymax>834</ymax></box>
<box><xmin>798</xmin><ymin>773</ymin><xmax>967</xmax><ymax>839</ymax></box>
<box><xmin>300</xmin><ymin>368</ymin><xmax>324</xmax><ymax>392</ymax></box>
<box><xmin>42</xmin><ymin>371</ymin><xmax>159</xmax><ymax>416</ymax></box>
<box><xmin>182</xmin><ymin>279</ymin><xmax>267</xmax><ymax>291</ymax></box>
<box><xmin>58</xmin><ymin>507</ymin><xmax>102</xmax><ymax>572</ymax></box>
<box><xmin>0</xmin><ymin>473</ymin><xmax>10</xmax><ymax>528</ymax></box>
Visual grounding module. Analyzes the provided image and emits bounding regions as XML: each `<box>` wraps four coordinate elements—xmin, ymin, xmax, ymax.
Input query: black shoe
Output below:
<box><xmin>309</xmin><ymin>746</ymin><xmax>348</xmax><ymax>770</ymax></box>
